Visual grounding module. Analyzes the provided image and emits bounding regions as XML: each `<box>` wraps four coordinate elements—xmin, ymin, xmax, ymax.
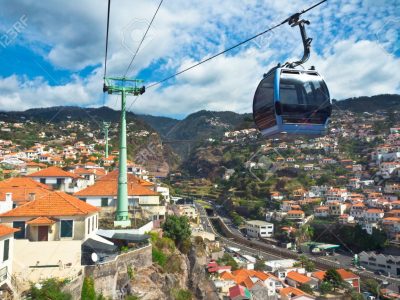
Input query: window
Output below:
<box><xmin>101</xmin><ymin>198</ymin><xmax>108</xmax><ymax>207</ymax></box>
<box><xmin>92</xmin><ymin>216</ymin><xmax>94</xmax><ymax>231</ymax></box>
<box><xmin>88</xmin><ymin>218</ymin><xmax>91</xmax><ymax>234</ymax></box>
<box><xmin>3</xmin><ymin>239</ymin><xmax>9</xmax><ymax>261</ymax></box>
<box><xmin>253</xmin><ymin>73</ymin><xmax>277</xmax><ymax>130</ymax></box>
<box><xmin>95</xmin><ymin>215</ymin><xmax>98</xmax><ymax>229</ymax></box>
<box><xmin>80</xmin><ymin>198</ymin><xmax>87</xmax><ymax>202</ymax></box>
<box><xmin>13</xmin><ymin>221</ymin><xmax>25</xmax><ymax>239</ymax></box>
<box><xmin>60</xmin><ymin>220</ymin><xmax>73</xmax><ymax>238</ymax></box>
<box><xmin>40</xmin><ymin>178</ymin><xmax>46</xmax><ymax>184</ymax></box>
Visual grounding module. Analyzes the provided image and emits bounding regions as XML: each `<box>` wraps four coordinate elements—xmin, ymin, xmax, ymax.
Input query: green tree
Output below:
<box><xmin>217</xmin><ymin>253</ymin><xmax>239</xmax><ymax>271</ymax></box>
<box><xmin>362</xmin><ymin>278</ymin><xmax>380</xmax><ymax>297</ymax></box>
<box><xmin>323</xmin><ymin>269</ymin><xmax>343</xmax><ymax>291</ymax></box>
<box><xmin>319</xmin><ymin>281</ymin><xmax>333</xmax><ymax>294</ymax></box>
<box><xmin>254</xmin><ymin>259</ymin><xmax>266</xmax><ymax>271</ymax></box>
<box><xmin>28</xmin><ymin>279</ymin><xmax>72</xmax><ymax>300</ymax></box>
<box><xmin>81</xmin><ymin>276</ymin><xmax>96</xmax><ymax>300</ymax></box>
<box><xmin>299</xmin><ymin>283</ymin><xmax>313</xmax><ymax>295</ymax></box>
<box><xmin>162</xmin><ymin>215</ymin><xmax>191</xmax><ymax>249</ymax></box>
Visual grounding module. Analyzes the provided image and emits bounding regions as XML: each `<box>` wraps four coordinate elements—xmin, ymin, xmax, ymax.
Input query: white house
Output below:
<box><xmin>0</xmin><ymin>191</ymin><xmax>100</xmax><ymax>284</ymax></box>
<box><xmin>0</xmin><ymin>225</ymin><xmax>19</xmax><ymax>293</ymax></box>
<box><xmin>246</xmin><ymin>220</ymin><xmax>274</xmax><ymax>238</ymax></box>
<box><xmin>363</xmin><ymin>209</ymin><xmax>384</xmax><ymax>222</ymax></box>
<box><xmin>74</xmin><ymin>170</ymin><xmax>164</xmax><ymax>220</ymax></box>
<box><xmin>314</xmin><ymin>206</ymin><xmax>329</xmax><ymax>217</ymax></box>
<box><xmin>28</xmin><ymin>166</ymin><xmax>88</xmax><ymax>193</ymax></box>
<box><xmin>156</xmin><ymin>186</ymin><xmax>170</xmax><ymax>203</ymax></box>
<box><xmin>325</xmin><ymin>188</ymin><xmax>348</xmax><ymax>203</ymax></box>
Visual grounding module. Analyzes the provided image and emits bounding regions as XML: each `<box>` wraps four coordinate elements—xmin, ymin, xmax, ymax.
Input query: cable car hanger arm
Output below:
<box><xmin>284</xmin><ymin>15</ymin><xmax>312</xmax><ymax>68</ymax></box>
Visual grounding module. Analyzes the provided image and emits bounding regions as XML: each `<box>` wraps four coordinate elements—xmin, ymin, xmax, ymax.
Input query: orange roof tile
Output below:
<box><xmin>99</xmin><ymin>170</ymin><xmax>153</xmax><ymax>186</ymax></box>
<box><xmin>26</xmin><ymin>216</ymin><xmax>56</xmax><ymax>225</ymax></box>
<box><xmin>313</xmin><ymin>269</ymin><xmax>358</xmax><ymax>281</ymax></box>
<box><xmin>0</xmin><ymin>177</ymin><xmax>51</xmax><ymax>190</ymax></box>
<box><xmin>0</xmin><ymin>224</ymin><xmax>19</xmax><ymax>238</ymax></box>
<box><xmin>74</xmin><ymin>180</ymin><xmax>158</xmax><ymax>197</ymax></box>
<box><xmin>0</xmin><ymin>191</ymin><xmax>99</xmax><ymax>217</ymax></box>
<box><xmin>27</xmin><ymin>166</ymin><xmax>81</xmax><ymax>179</ymax></box>
<box><xmin>220</xmin><ymin>271</ymin><xmax>235</xmax><ymax>280</ymax></box>
<box><xmin>286</xmin><ymin>271</ymin><xmax>311</xmax><ymax>284</ymax></box>
<box><xmin>288</xmin><ymin>210</ymin><xmax>305</xmax><ymax>214</ymax></box>
<box><xmin>366</xmin><ymin>209</ymin><xmax>384</xmax><ymax>213</ymax></box>
<box><xmin>0</xmin><ymin>177</ymin><xmax>53</xmax><ymax>203</ymax></box>
<box><xmin>280</xmin><ymin>287</ymin><xmax>307</xmax><ymax>297</ymax></box>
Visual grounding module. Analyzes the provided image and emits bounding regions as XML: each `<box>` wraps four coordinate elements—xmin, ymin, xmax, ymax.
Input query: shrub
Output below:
<box><xmin>152</xmin><ymin>247</ymin><xmax>167</xmax><ymax>267</ymax></box>
<box><xmin>81</xmin><ymin>276</ymin><xmax>96</xmax><ymax>300</ymax></box>
<box><xmin>172</xmin><ymin>289</ymin><xmax>192</xmax><ymax>300</ymax></box>
<box><xmin>28</xmin><ymin>278</ymin><xmax>72</xmax><ymax>300</ymax></box>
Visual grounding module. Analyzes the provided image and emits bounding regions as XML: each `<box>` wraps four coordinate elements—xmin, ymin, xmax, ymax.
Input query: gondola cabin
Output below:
<box><xmin>253</xmin><ymin>67</ymin><xmax>331</xmax><ymax>137</ymax></box>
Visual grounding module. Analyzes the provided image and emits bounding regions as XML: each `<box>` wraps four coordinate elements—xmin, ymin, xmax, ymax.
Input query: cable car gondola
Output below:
<box><xmin>253</xmin><ymin>15</ymin><xmax>331</xmax><ymax>137</ymax></box>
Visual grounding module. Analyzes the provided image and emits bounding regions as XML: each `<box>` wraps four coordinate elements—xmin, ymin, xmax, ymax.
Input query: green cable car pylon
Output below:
<box><xmin>103</xmin><ymin>121</ymin><xmax>111</xmax><ymax>158</ymax></box>
<box><xmin>103</xmin><ymin>77</ymin><xmax>145</xmax><ymax>228</ymax></box>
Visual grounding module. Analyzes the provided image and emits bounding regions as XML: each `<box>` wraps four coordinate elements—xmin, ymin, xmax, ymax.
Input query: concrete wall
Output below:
<box><xmin>12</xmin><ymin>239</ymin><xmax>83</xmax><ymax>288</ymax></box>
<box><xmin>64</xmin><ymin>244</ymin><xmax>152</xmax><ymax>299</ymax></box>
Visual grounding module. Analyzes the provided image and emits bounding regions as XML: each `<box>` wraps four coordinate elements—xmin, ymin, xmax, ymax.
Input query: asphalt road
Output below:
<box><xmin>195</xmin><ymin>202</ymin><xmax>400</xmax><ymax>292</ymax></box>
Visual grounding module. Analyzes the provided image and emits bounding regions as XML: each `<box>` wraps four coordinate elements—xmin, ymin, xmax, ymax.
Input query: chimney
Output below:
<box><xmin>5</xmin><ymin>193</ymin><xmax>12</xmax><ymax>202</ymax></box>
<box><xmin>28</xmin><ymin>193</ymin><xmax>36</xmax><ymax>201</ymax></box>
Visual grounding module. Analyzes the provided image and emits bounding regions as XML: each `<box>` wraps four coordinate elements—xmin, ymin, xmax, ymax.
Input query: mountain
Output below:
<box><xmin>0</xmin><ymin>106</ymin><xmax>180</xmax><ymax>174</ymax></box>
<box><xmin>150</xmin><ymin>110</ymin><xmax>253</xmax><ymax>158</ymax></box>
<box><xmin>0</xmin><ymin>106</ymin><xmax>148</xmax><ymax>129</ymax></box>
<box><xmin>136</xmin><ymin>114</ymin><xmax>179</xmax><ymax>137</ymax></box>
<box><xmin>334</xmin><ymin>94</ymin><xmax>400</xmax><ymax>113</ymax></box>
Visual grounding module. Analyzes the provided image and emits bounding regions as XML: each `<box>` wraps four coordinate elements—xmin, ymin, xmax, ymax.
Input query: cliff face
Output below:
<box><xmin>130</xmin><ymin>241</ymin><xmax>219</xmax><ymax>300</ymax></box>
<box><xmin>187</xmin><ymin>244</ymin><xmax>219</xmax><ymax>300</ymax></box>
<box><xmin>130</xmin><ymin>252</ymin><xmax>190</xmax><ymax>300</ymax></box>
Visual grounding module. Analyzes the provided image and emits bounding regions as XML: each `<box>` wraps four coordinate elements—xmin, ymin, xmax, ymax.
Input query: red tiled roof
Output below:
<box><xmin>28</xmin><ymin>166</ymin><xmax>81</xmax><ymax>179</ymax></box>
<box><xmin>366</xmin><ymin>209</ymin><xmax>384</xmax><ymax>213</ymax></box>
<box><xmin>0</xmin><ymin>177</ymin><xmax>53</xmax><ymax>203</ymax></box>
<box><xmin>280</xmin><ymin>286</ymin><xmax>307</xmax><ymax>298</ymax></box>
<box><xmin>288</xmin><ymin>210</ymin><xmax>305</xmax><ymax>214</ymax></box>
<box><xmin>0</xmin><ymin>224</ymin><xmax>19</xmax><ymax>238</ymax></box>
<box><xmin>0</xmin><ymin>191</ymin><xmax>99</xmax><ymax>217</ymax></box>
<box><xmin>98</xmin><ymin>170</ymin><xmax>153</xmax><ymax>186</ymax></box>
<box><xmin>0</xmin><ymin>177</ymin><xmax>51</xmax><ymax>190</ymax></box>
<box><xmin>26</xmin><ymin>216</ymin><xmax>56</xmax><ymax>225</ymax></box>
<box><xmin>313</xmin><ymin>269</ymin><xmax>358</xmax><ymax>281</ymax></box>
<box><xmin>286</xmin><ymin>271</ymin><xmax>311</xmax><ymax>284</ymax></box>
<box><xmin>74</xmin><ymin>180</ymin><xmax>158</xmax><ymax>197</ymax></box>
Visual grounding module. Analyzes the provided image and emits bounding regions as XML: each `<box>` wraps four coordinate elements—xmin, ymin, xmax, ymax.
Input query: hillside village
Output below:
<box><xmin>0</xmin><ymin>106</ymin><xmax>398</xmax><ymax>299</ymax></box>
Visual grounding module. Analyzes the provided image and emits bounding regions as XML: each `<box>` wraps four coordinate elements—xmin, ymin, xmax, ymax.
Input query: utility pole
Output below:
<box><xmin>103</xmin><ymin>77</ymin><xmax>145</xmax><ymax>228</ymax></box>
<box><xmin>103</xmin><ymin>121</ymin><xmax>111</xmax><ymax>158</ymax></box>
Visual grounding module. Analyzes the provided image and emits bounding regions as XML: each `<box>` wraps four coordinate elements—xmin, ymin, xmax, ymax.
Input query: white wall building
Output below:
<box><xmin>359</xmin><ymin>251</ymin><xmax>400</xmax><ymax>276</ymax></box>
<box><xmin>0</xmin><ymin>225</ymin><xmax>18</xmax><ymax>293</ymax></box>
<box><xmin>246</xmin><ymin>220</ymin><xmax>274</xmax><ymax>238</ymax></box>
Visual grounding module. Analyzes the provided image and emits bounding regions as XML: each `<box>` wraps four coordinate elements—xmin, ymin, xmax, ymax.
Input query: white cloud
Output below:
<box><xmin>311</xmin><ymin>39</ymin><xmax>400</xmax><ymax>99</ymax></box>
<box><xmin>0</xmin><ymin>0</ymin><xmax>399</xmax><ymax>116</ymax></box>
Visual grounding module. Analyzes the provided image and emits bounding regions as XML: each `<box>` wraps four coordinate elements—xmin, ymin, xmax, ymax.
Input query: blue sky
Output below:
<box><xmin>0</xmin><ymin>0</ymin><xmax>399</xmax><ymax>118</ymax></box>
